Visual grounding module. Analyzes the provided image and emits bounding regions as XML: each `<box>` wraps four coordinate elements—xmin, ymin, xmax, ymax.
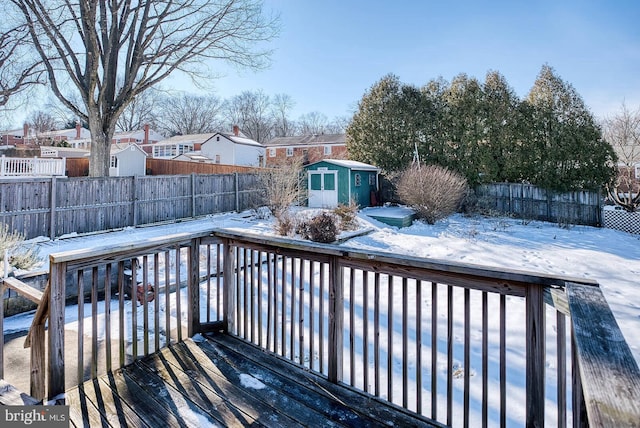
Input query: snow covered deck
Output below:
<box><xmin>66</xmin><ymin>333</ymin><xmax>437</xmax><ymax>427</ymax></box>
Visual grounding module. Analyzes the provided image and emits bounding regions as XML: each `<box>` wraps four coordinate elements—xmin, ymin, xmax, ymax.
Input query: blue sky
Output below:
<box><xmin>204</xmin><ymin>0</ymin><xmax>640</xmax><ymax>121</ymax></box>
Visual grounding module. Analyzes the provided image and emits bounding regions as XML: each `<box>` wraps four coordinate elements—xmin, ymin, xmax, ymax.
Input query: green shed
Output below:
<box><xmin>305</xmin><ymin>159</ymin><xmax>380</xmax><ymax>208</ymax></box>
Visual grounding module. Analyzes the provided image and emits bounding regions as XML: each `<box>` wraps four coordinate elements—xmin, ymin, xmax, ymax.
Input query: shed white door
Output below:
<box><xmin>308</xmin><ymin>170</ymin><xmax>338</xmax><ymax>208</ymax></box>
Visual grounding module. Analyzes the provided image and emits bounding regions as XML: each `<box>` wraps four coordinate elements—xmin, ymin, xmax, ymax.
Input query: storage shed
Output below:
<box><xmin>304</xmin><ymin>159</ymin><xmax>380</xmax><ymax>208</ymax></box>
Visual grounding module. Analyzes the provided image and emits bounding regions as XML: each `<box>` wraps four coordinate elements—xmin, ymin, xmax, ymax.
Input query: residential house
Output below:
<box><xmin>264</xmin><ymin>134</ymin><xmax>347</xmax><ymax>166</ymax></box>
<box><xmin>69</xmin><ymin>124</ymin><xmax>164</xmax><ymax>150</ymax></box>
<box><xmin>144</xmin><ymin>133</ymin><xmax>214</xmax><ymax>159</ymax></box>
<box><xmin>1</xmin><ymin>123</ymin><xmax>91</xmax><ymax>147</ymax></box>
<box><xmin>200</xmin><ymin>126</ymin><xmax>265</xmax><ymax>167</ymax></box>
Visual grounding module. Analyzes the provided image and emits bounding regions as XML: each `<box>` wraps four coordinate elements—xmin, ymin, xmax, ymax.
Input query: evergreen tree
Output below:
<box><xmin>525</xmin><ymin>65</ymin><xmax>616</xmax><ymax>191</ymax></box>
<box><xmin>346</xmin><ymin>74</ymin><xmax>428</xmax><ymax>173</ymax></box>
<box><xmin>480</xmin><ymin>71</ymin><xmax>522</xmax><ymax>183</ymax></box>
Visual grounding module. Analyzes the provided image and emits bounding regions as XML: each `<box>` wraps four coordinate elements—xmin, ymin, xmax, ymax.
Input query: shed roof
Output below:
<box><xmin>307</xmin><ymin>159</ymin><xmax>379</xmax><ymax>171</ymax></box>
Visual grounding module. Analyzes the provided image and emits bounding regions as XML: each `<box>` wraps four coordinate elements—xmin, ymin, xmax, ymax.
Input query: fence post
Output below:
<box><xmin>327</xmin><ymin>255</ymin><xmax>344</xmax><ymax>383</ymax></box>
<box><xmin>526</xmin><ymin>284</ymin><xmax>546</xmax><ymax>427</ymax></box>
<box><xmin>234</xmin><ymin>172</ymin><xmax>239</xmax><ymax>212</ymax></box>
<box><xmin>187</xmin><ymin>238</ymin><xmax>200</xmax><ymax>337</ymax></box>
<box><xmin>191</xmin><ymin>173</ymin><xmax>196</xmax><ymax>218</ymax></box>
<box><xmin>132</xmin><ymin>175</ymin><xmax>138</xmax><ymax>227</ymax></box>
<box><xmin>49</xmin><ymin>176</ymin><xmax>57</xmax><ymax>240</ymax></box>
<box><xmin>222</xmin><ymin>239</ymin><xmax>235</xmax><ymax>334</ymax></box>
<box><xmin>48</xmin><ymin>261</ymin><xmax>67</xmax><ymax>401</ymax></box>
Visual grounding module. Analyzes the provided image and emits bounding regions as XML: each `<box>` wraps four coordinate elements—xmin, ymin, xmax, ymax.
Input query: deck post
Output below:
<box><xmin>48</xmin><ymin>261</ymin><xmax>67</xmax><ymax>401</ymax></box>
<box><xmin>0</xmin><ymin>283</ymin><xmax>4</xmax><ymax>379</ymax></box>
<box><xmin>30</xmin><ymin>324</ymin><xmax>46</xmax><ymax>400</ymax></box>
<box><xmin>327</xmin><ymin>255</ymin><xmax>343</xmax><ymax>383</ymax></box>
<box><xmin>526</xmin><ymin>283</ymin><xmax>546</xmax><ymax>427</ymax></box>
<box><xmin>222</xmin><ymin>240</ymin><xmax>235</xmax><ymax>334</ymax></box>
<box><xmin>187</xmin><ymin>238</ymin><xmax>201</xmax><ymax>337</ymax></box>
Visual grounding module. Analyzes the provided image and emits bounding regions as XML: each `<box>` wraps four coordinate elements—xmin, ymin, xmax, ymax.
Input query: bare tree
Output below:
<box><xmin>602</xmin><ymin>103</ymin><xmax>640</xmax><ymax>212</ymax></box>
<box><xmin>298</xmin><ymin>111</ymin><xmax>328</xmax><ymax>135</ymax></box>
<box><xmin>10</xmin><ymin>0</ymin><xmax>279</xmax><ymax>176</ymax></box>
<box><xmin>117</xmin><ymin>88</ymin><xmax>161</xmax><ymax>132</ymax></box>
<box><xmin>325</xmin><ymin>115</ymin><xmax>349</xmax><ymax>134</ymax></box>
<box><xmin>27</xmin><ymin>110</ymin><xmax>59</xmax><ymax>133</ymax></box>
<box><xmin>224</xmin><ymin>90</ymin><xmax>273</xmax><ymax>142</ymax></box>
<box><xmin>155</xmin><ymin>93</ymin><xmax>224</xmax><ymax>136</ymax></box>
<box><xmin>271</xmin><ymin>93</ymin><xmax>296</xmax><ymax>137</ymax></box>
<box><xmin>0</xmin><ymin>23</ymin><xmax>42</xmax><ymax>107</ymax></box>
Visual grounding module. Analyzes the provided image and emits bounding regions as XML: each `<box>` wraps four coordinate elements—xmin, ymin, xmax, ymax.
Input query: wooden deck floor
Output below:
<box><xmin>66</xmin><ymin>333</ymin><xmax>440</xmax><ymax>427</ymax></box>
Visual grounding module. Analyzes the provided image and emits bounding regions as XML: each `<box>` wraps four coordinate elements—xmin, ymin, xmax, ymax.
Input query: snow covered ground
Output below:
<box><xmin>3</xmin><ymin>208</ymin><xmax>639</xmax><ymax>426</ymax></box>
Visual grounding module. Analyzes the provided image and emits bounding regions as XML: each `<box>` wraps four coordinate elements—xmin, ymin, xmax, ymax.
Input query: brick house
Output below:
<box><xmin>263</xmin><ymin>134</ymin><xmax>347</xmax><ymax>167</ymax></box>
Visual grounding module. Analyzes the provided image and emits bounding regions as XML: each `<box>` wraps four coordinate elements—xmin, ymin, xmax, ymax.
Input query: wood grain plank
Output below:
<box><xmin>206</xmin><ymin>334</ymin><xmax>444</xmax><ymax>427</ymax></box>
<box><xmin>143</xmin><ymin>344</ymin><xmax>301</xmax><ymax>427</ymax></box>
<box><xmin>567</xmin><ymin>283</ymin><xmax>640</xmax><ymax>427</ymax></box>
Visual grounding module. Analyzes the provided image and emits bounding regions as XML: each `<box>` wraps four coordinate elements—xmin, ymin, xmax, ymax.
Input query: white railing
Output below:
<box><xmin>0</xmin><ymin>156</ymin><xmax>66</xmax><ymax>177</ymax></box>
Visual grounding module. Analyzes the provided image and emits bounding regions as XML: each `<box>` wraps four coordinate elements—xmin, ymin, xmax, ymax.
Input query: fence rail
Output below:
<box><xmin>0</xmin><ymin>156</ymin><xmax>66</xmax><ymax>177</ymax></box>
<box><xmin>476</xmin><ymin>183</ymin><xmax>602</xmax><ymax>226</ymax></box>
<box><xmin>0</xmin><ymin>173</ymin><xmax>263</xmax><ymax>240</ymax></box>
<box><xmin>1</xmin><ymin>230</ymin><xmax>638</xmax><ymax>427</ymax></box>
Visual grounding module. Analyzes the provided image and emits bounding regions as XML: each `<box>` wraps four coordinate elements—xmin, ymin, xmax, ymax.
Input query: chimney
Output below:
<box><xmin>233</xmin><ymin>125</ymin><xmax>239</xmax><ymax>137</ymax></box>
<box><xmin>23</xmin><ymin>123</ymin><xmax>29</xmax><ymax>138</ymax></box>
<box><xmin>144</xmin><ymin>123</ymin><xmax>150</xmax><ymax>144</ymax></box>
<box><xmin>75</xmin><ymin>122</ymin><xmax>81</xmax><ymax>139</ymax></box>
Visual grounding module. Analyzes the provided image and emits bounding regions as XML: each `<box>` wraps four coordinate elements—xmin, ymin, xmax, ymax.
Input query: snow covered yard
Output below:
<box><xmin>3</xmin><ymin>208</ymin><xmax>639</xmax><ymax>426</ymax></box>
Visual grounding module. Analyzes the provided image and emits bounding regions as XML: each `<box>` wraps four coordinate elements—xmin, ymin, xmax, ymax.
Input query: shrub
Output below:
<box><xmin>0</xmin><ymin>224</ymin><xmax>39</xmax><ymax>274</ymax></box>
<box><xmin>274</xmin><ymin>210</ymin><xmax>296</xmax><ymax>236</ymax></box>
<box><xmin>299</xmin><ymin>212</ymin><xmax>338</xmax><ymax>243</ymax></box>
<box><xmin>396</xmin><ymin>164</ymin><xmax>468</xmax><ymax>224</ymax></box>
<box><xmin>258</xmin><ymin>156</ymin><xmax>306</xmax><ymax>218</ymax></box>
<box><xmin>333</xmin><ymin>201</ymin><xmax>359</xmax><ymax>231</ymax></box>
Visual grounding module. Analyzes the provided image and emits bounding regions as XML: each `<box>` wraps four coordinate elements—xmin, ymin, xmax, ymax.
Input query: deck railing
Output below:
<box><xmin>0</xmin><ymin>155</ymin><xmax>66</xmax><ymax>176</ymax></box>
<box><xmin>1</xmin><ymin>228</ymin><xmax>638</xmax><ymax>427</ymax></box>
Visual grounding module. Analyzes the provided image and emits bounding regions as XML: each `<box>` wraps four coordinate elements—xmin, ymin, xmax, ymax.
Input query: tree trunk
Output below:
<box><xmin>88</xmin><ymin>115</ymin><xmax>115</xmax><ymax>177</ymax></box>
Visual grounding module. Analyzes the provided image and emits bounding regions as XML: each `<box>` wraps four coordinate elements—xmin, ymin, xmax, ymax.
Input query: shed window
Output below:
<box><xmin>369</xmin><ymin>174</ymin><xmax>376</xmax><ymax>186</ymax></box>
<box><xmin>354</xmin><ymin>173</ymin><xmax>361</xmax><ymax>187</ymax></box>
<box><xmin>110</xmin><ymin>156</ymin><xmax>118</xmax><ymax>168</ymax></box>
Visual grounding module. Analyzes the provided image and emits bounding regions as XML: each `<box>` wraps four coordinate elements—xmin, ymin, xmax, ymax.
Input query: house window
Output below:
<box><xmin>635</xmin><ymin>164</ymin><xmax>640</xmax><ymax>179</ymax></box>
<box><xmin>354</xmin><ymin>173</ymin><xmax>361</xmax><ymax>187</ymax></box>
<box><xmin>269</xmin><ymin>148</ymin><xmax>276</xmax><ymax>157</ymax></box>
<box><xmin>286</xmin><ymin>147</ymin><xmax>293</xmax><ymax>157</ymax></box>
<box><xmin>216</xmin><ymin>136</ymin><xmax>220</xmax><ymax>141</ymax></box>
<box><xmin>324</xmin><ymin>145</ymin><xmax>332</xmax><ymax>155</ymax></box>
<box><xmin>110</xmin><ymin>156</ymin><xmax>118</xmax><ymax>168</ymax></box>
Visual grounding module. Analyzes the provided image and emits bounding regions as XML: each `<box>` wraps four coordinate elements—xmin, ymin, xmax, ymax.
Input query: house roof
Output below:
<box><xmin>173</xmin><ymin>151</ymin><xmax>213</xmax><ymax>162</ymax></box>
<box><xmin>265</xmin><ymin>134</ymin><xmax>346</xmax><ymax>147</ymax></box>
<box><xmin>154</xmin><ymin>133</ymin><xmax>215</xmax><ymax>146</ymax></box>
<box><xmin>111</xmin><ymin>143</ymin><xmax>147</xmax><ymax>156</ymax></box>
<box><xmin>307</xmin><ymin>159</ymin><xmax>379</xmax><ymax>171</ymax></box>
<box><xmin>206</xmin><ymin>132</ymin><xmax>264</xmax><ymax>148</ymax></box>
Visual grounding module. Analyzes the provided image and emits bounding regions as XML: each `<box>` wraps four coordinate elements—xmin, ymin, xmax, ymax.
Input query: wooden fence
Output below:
<box><xmin>0</xmin><ymin>174</ymin><xmax>263</xmax><ymax>240</ymax></box>
<box><xmin>476</xmin><ymin>183</ymin><xmax>602</xmax><ymax>226</ymax></box>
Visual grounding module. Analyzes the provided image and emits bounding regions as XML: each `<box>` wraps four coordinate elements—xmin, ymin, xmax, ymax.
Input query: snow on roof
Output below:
<box><xmin>215</xmin><ymin>133</ymin><xmax>264</xmax><ymax>148</ymax></box>
<box><xmin>155</xmin><ymin>133</ymin><xmax>215</xmax><ymax>145</ymax></box>
<box><xmin>310</xmin><ymin>159</ymin><xmax>379</xmax><ymax>171</ymax></box>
